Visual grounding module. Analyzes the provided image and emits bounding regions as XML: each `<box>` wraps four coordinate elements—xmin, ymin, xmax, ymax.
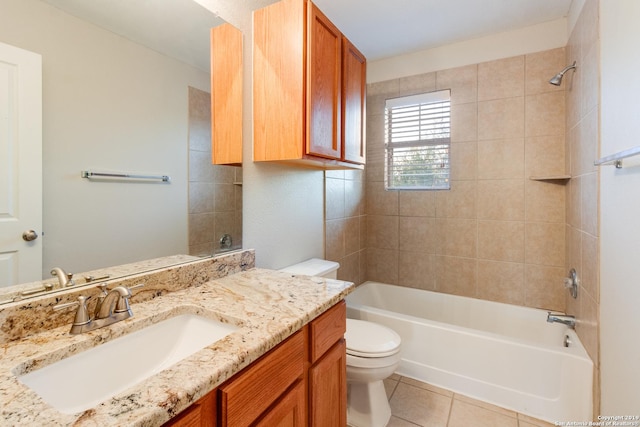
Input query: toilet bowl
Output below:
<box><xmin>279</xmin><ymin>258</ymin><xmax>402</xmax><ymax>427</ymax></box>
<box><xmin>345</xmin><ymin>318</ymin><xmax>401</xmax><ymax>427</ymax></box>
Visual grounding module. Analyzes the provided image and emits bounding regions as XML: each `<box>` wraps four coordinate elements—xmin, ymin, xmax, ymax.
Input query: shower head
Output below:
<box><xmin>549</xmin><ymin>61</ymin><xmax>577</xmax><ymax>86</ymax></box>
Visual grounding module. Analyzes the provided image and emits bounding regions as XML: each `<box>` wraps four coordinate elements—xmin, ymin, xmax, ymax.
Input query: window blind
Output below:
<box><xmin>385</xmin><ymin>90</ymin><xmax>451</xmax><ymax>190</ymax></box>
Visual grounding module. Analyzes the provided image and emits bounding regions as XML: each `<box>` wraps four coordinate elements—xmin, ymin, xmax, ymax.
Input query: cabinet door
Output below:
<box><xmin>342</xmin><ymin>38</ymin><xmax>366</xmax><ymax>164</ymax></box>
<box><xmin>254</xmin><ymin>380</ymin><xmax>306</xmax><ymax>427</ymax></box>
<box><xmin>211</xmin><ymin>23</ymin><xmax>243</xmax><ymax>165</ymax></box>
<box><xmin>309</xmin><ymin>339</ymin><xmax>347</xmax><ymax>427</ymax></box>
<box><xmin>163</xmin><ymin>390</ymin><xmax>216</xmax><ymax>427</ymax></box>
<box><xmin>307</xmin><ymin>3</ymin><xmax>342</xmax><ymax>160</ymax></box>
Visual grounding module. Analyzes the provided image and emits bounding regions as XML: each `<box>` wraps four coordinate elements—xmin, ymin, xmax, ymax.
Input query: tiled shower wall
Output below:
<box><xmin>327</xmin><ymin>47</ymin><xmax>574</xmax><ymax>313</ymax></box>
<box><xmin>188</xmin><ymin>87</ymin><xmax>243</xmax><ymax>256</ymax></box>
<box><xmin>564</xmin><ymin>0</ymin><xmax>600</xmax><ymax>415</ymax></box>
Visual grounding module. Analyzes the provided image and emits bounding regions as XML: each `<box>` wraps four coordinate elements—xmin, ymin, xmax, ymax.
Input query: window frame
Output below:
<box><xmin>384</xmin><ymin>89</ymin><xmax>451</xmax><ymax>191</ymax></box>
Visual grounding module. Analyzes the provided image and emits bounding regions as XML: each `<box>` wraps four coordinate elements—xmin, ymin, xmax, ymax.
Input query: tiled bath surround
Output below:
<box><xmin>188</xmin><ymin>87</ymin><xmax>243</xmax><ymax>256</ymax></box>
<box><xmin>564</xmin><ymin>0</ymin><xmax>600</xmax><ymax>416</ymax></box>
<box><xmin>327</xmin><ymin>47</ymin><xmax>570</xmax><ymax>312</ymax></box>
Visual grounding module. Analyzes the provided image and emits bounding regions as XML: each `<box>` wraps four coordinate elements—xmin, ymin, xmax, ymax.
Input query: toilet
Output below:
<box><xmin>280</xmin><ymin>259</ymin><xmax>402</xmax><ymax>427</ymax></box>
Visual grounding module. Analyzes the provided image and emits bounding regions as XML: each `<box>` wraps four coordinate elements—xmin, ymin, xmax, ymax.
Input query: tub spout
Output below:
<box><xmin>547</xmin><ymin>312</ymin><xmax>576</xmax><ymax>329</ymax></box>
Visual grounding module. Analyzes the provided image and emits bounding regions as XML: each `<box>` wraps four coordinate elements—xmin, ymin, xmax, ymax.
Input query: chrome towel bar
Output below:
<box><xmin>594</xmin><ymin>145</ymin><xmax>640</xmax><ymax>168</ymax></box>
<box><xmin>81</xmin><ymin>170</ymin><xmax>170</xmax><ymax>182</ymax></box>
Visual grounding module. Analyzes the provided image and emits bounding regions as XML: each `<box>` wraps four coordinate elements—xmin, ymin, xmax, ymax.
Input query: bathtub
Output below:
<box><xmin>345</xmin><ymin>281</ymin><xmax>593</xmax><ymax>423</ymax></box>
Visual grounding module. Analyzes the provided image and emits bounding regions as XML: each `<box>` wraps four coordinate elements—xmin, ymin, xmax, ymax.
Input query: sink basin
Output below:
<box><xmin>18</xmin><ymin>313</ymin><xmax>240</xmax><ymax>414</ymax></box>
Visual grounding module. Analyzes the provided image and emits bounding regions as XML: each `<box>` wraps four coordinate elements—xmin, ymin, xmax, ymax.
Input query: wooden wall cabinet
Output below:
<box><xmin>211</xmin><ymin>23</ymin><xmax>243</xmax><ymax>165</ymax></box>
<box><xmin>253</xmin><ymin>0</ymin><xmax>366</xmax><ymax>169</ymax></box>
<box><xmin>163</xmin><ymin>301</ymin><xmax>346</xmax><ymax>427</ymax></box>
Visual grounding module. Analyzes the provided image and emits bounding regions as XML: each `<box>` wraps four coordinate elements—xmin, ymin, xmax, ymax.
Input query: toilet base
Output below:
<box><xmin>347</xmin><ymin>379</ymin><xmax>391</xmax><ymax>427</ymax></box>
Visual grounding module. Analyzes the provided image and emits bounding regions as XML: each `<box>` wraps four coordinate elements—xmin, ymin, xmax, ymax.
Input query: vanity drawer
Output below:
<box><xmin>219</xmin><ymin>329</ymin><xmax>304</xmax><ymax>427</ymax></box>
<box><xmin>309</xmin><ymin>300</ymin><xmax>346</xmax><ymax>363</ymax></box>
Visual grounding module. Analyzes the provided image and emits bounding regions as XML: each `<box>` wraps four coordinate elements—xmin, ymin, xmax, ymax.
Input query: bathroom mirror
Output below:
<box><xmin>0</xmin><ymin>0</ymin><xmax>242</xmax><ymax>303</ymax></box>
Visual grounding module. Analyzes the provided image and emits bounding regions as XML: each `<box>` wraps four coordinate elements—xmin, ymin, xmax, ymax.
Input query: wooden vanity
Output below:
<box><xmin>166</xmin><ymin>301</ymin><xmax>346</xmax><ymax>427</ymax></box>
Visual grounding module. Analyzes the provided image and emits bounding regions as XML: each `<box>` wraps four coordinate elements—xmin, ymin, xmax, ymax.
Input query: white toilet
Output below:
<box><xmin>280</xmin><ymin>259</ymin><xmax>402</xmax><ymax>427</ymax></box>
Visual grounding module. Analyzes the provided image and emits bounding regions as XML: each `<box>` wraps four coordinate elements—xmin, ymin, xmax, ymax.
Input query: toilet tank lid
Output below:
<box><xmin>279</xmin><ymin>258</ymin><xmax>340</xmax><ymax>277</ymax></box>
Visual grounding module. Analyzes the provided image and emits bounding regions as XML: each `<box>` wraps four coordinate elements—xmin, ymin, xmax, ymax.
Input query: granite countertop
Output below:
<box><xmin>0</xmin><ymin>268</ymin><xmax>354</xmax><ymax>426</ymax></box>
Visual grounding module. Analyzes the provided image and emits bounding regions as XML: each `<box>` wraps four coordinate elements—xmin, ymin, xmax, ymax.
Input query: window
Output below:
<box><xmin>385</xmin><ymin>89</ymin><xmax>451</xmax><ymax>190</ymax></box>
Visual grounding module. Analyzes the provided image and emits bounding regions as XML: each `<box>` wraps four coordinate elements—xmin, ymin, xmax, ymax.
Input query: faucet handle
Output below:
<box><xmin>54</xmin><ymin>295</ymin><xmax>92</xmax><ymax>326</ymax></box>
<box><xmin>114</xmin><ymin>283</ymin><xmax>144</xmax><ymax>313</ymax></box>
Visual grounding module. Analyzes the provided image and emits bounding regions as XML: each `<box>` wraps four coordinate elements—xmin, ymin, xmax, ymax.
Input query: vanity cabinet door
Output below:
<box><xmin>218</xmin><ymin>330</ymin><xmax>305</xmax><ymax>427</ymax></box>
<box><xmin>308</xmin><ymin>301</ymin><xmax>347</xmax><ymax>426</ymax></box>
<box><xmin>163</xmin><ymin>389</ymin><xmax>217</xmax><ymax>427</ymax></box>
<box><xmin>253</xmin><ymin>380</ymin><xmax>306</xmax><ymax>427</ymax></box>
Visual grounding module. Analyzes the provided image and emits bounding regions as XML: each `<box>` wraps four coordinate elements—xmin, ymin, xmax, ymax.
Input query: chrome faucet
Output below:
<box><xmin>547</xmin><ymin>312</ymin><xmax>576</xmax><ymax>329</ymax></box>
<box><xmin>51</xmin><ymin>267</ymin><xmax>74</xmax><ymax>288</ymax></box>
<box><xmin>53</xmin><ymin>284</ymin><xmax>144</xmax><ymax>334</ymax></box>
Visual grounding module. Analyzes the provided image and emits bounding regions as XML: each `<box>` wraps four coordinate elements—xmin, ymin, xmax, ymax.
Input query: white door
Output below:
<box><xmin>0</xmin><ymin>42</ymin><xmax>42</xmax><ymax>287</ymax></box>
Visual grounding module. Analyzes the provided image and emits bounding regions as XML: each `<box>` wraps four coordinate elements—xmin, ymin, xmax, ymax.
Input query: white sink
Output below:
<box><xmin>18</xmin><ymin>313</ymin><xmax>240</xmax><ymax>414</ymax></box>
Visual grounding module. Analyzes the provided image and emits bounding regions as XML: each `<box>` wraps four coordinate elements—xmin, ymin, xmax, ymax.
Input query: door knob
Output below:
<box><xmin>22</xmin><ymin>230</ymin><xmax>38</xmax><ymax>241</ymax></box>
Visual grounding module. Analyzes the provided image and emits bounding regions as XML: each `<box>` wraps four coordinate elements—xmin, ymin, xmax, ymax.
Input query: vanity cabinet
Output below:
<box><xmin>253</xmin><ymin>0</ymin><xmax>366</xmax><ymax>169</ymax></box>
<box><xmin>163</xmin><ymin>301</ymin><xmax>346</xmax><ymax>427</ymax></box>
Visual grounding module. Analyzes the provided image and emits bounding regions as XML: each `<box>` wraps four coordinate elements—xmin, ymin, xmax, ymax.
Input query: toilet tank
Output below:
<box><xmin>279</xmin><ymin>258</ymin><xmax>340</xmax><ymax>279</ymax></box>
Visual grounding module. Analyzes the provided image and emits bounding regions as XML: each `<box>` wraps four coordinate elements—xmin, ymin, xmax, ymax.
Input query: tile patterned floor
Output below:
<box><xmin>353</xmin><ymin>374</ymin><xmax>555</xmax><ymax>427</ymax></box>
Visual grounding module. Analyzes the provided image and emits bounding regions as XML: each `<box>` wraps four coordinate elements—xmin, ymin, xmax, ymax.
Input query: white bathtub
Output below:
<box><xmin>345</xmin><ymin>281</ymin><xmax>593</xmax><ymax>423</ymax></box>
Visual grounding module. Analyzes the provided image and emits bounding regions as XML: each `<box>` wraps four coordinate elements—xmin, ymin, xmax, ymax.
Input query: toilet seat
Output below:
<box><xmin>346</xmin><ymin>319</ymin><xmax>401</xmax><ymax>358</ymax></box>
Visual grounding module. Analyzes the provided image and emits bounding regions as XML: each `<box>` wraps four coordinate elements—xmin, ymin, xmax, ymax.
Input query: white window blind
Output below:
<box><xmin>385</xmin><ymin>90</ymin><xmax>451</xmax><ymax>190</ymax></box>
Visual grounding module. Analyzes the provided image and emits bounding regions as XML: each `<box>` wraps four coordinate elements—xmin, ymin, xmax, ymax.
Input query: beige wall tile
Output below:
<box><xmin>435</xmin><ymin>218</ymin><xmax>477</xmax><ymax>258</ymax></box>
<box><xmin>368</xmin><ymin>78</ymin><xmax>400</xmax><ymax>97</ymax></box>
<box><xmin>525</xmin><ymin>48</ymin><xmax>567</xmax><ymax>96</ymax></box>
<box><xmin>525</xmin><ymin>135</ymin><xmax>566</xmax><ymax>177</ymax></box>
<box><xmin>525</xmin><ymin>180</ymin><xmax>565</xmax><ymax>223</ymax></box>
<box><xmin>526</xmin><ymin>222</ymin><xmax>565</xmax><ymax>267</ymax></box>
<box><xmin>325</xmin><ymin>219</ymin><xmax>345</xmax><ymax>261</ymax></box>
<box><xmin>581</xmin><ymin>232</ymin><xmax>599</xmax><ymax>301</ymax></box>
<box><xmin>450</xmin><ymin>141</ymin><xmax>478</xmax><ymax>181</ymax></box>
<box><xmin>214</xmin><ymin>183</ymin><xmax>235</xmax><ymax>212</ymax></box>
<box><xmin>576</xmin><ymin>107</ymin><xmax>599</xmax><ymax>176</ymax></box>
<box><xmin>477</xmin><ymin>138</ymin><xmax>524</xmax><ymax>179</ymax></box>
<box><xmin>478</xmin><ymin>220</ymin><xmax>525</xmax><ymax>262</ymax></box>
<box><xmin>525</xmin><ymin>91</ymin><xmax>565</xmax><ymax>137</ymax></box>
<box><xmin>478</xmin><ymin>56</ymin><xmax>525</xmax><ymax>101</ymax></box>
<box><xmin>436</xmin><ymin>64</ymin><xmax>478</xmax><ymax>105</ymax></box>
<box><xmin>399</xmin><ymin>190</ymin><xmax>436</xmax><ymax>217</ymax></box>
<box><xmin>399</xmin><ymin>252</ymin><xmax>436</xmax><ymax>290</ymax></box>
<box><xmin>188</xmin><ymin>182</ymin><xmax>214</xmax><ymax>214</ymax></box>
<box><xmin>344</xmin><ymin>216</ymin><xmax>361</xmax><ymax>256</ymax></box>
<box><xmin>367</xmin><ymin>215</ymin><xmax>399</xmax><ymax>249</ymax></box>
<box><xmin>189</xmin><ymin>150</ymin><xmax>215</xmax><ymax>182</ymax></box>
<box><xmin>567</xmin><ymin>176</ymin><xmax>582</xmax><ymax>228</ymax></box>
<box><xmin>579</xmin><ymin>291</ymin><xmax>599</xmax><ymax>366</ymax></box>
<box><xmin>451</xmin><ymin>102</ymin><xmax>478</xmax><ymax>142</ymax></box>
<box><xmin>188</xmin><ymin>213</ymin><xmax>214</xmax><ymax>246</ymax></box>
<box><xmin>336</xmin><ymin>251</ymin><xmax>361</xmax><ymax>285</ymax></box>
<box><xmin>477</xmin><ymin>260</ymin><xmax>524</xmax><ymax>305</ymax></box>
<box><xmin>581</xmin><ymin>172</ymin><xmax>598</xmax><ymax>236</ymax></box>
<box><xmin>477</xmin><ymin>179</ymin><xmax>524</xmax><ymax>221</ymax></box>
<box><xmin>435</xmin><ymin>256</ymin><xmax>477</xmax><ymax>296</ymax></box>
<box><xmin>524</xmin><ymin>264</ymin><xmax>565</xmax><ymax>311</ymax></box>
<box><xmin>478</xmin><ymin>97</ymin><xmax>525</xmax><ymax>140</ymax></box>
<box><xmin>399</xmin><ymin>71</ymin><xmax>436</xmax><ymax>96</ymax></box>
<box><xmin>399</xmin><ymin>216</ymin><xmax>436</xmax><ymax>253</ymax></box>
<box><xmin>435</xmin><ymin>180</ymin><xmax>477</xmax><ymax>219</ymax></box>
<box><xmin>366</xmin><ymin>181</ymin><xmax>399</xmax><ymax>215</ymax></box>
<box><xmin>345</xmin><ymin>178</ymin><xmax>364</xmax><ymax>217</ymax></box>
<box><xmin>366</xmin><ymin>247</ymin><xmax>398</xmax><ymax>284</ymax></box>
